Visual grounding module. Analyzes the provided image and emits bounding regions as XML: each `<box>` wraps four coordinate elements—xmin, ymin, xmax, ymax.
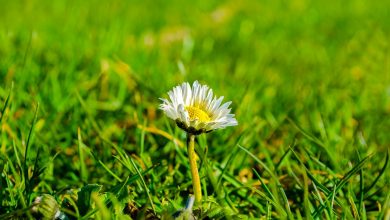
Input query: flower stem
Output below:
<box><xmin>187</xmin><ymin>133</ymin><xmax>202</xmax><ymax>203</ymax></box>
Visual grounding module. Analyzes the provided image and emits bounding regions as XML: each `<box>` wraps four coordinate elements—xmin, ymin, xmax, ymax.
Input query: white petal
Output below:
<box><xmin>160</xmin><ymin>81</ymin><xmax>237</xmax><ymax>132</ymax></box>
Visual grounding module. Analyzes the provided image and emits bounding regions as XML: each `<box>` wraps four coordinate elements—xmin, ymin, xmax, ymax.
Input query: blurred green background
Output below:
<box><xmin>0</xmin><ymin>0</ymin><xmax>389</xmax><ymax>218</ymax></box>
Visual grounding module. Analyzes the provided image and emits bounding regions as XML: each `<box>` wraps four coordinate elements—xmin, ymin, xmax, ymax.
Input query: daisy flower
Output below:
<box><xmin>159</xmin><ymin>81</ymin><xmax>237</xmax><ymax>135</ymax></box>
<box><xmin>159</xmin><ymin>81</ymin><xmax>238</xmax><ymax>204</ymax></box>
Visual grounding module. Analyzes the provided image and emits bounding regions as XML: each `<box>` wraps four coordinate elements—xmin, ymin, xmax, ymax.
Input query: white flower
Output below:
<box><xmin>160</xmin><ymin>81</ymin><xmax>238</xmax><ymax>134</ymax></box>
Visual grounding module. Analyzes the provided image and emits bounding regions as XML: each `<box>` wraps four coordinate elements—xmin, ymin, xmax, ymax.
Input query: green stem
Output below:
<box><xmin>187</xmin><ymin>133</ymin><xmax>202</xmax><ymax>203</ymax></box>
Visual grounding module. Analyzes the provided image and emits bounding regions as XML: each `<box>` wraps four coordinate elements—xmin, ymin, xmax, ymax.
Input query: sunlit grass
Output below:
<box><xmin>1</xmin><ymin>0</ymin><xmax>389</xmax><ymax>219</ymax></box>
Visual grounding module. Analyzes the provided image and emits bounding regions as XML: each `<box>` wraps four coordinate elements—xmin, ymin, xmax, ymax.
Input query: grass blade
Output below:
<box><xmin>0</xmin><ymin>90</ymin><xmax>11</xmax><ymax>124</ymax></box>
<box><xmin>286</xmin><ymin>118</ymin><xmax>336</xmax><ymax>169</ymax></box>
<box><xmin>90</xmin><ymin>151</ymin><xmax>123</xmax><ymax>182</ymax></box>
<box><xmin>356</xmin><ymin>150</ymin><xmax>364</xmax><ymax>213</ymax></box>
<box><xmin>23</xmin><ymin>103</ymin><xmax>39</xmax><ymax>202</ymax></box>
<box><xmin>275</xmin><ymin>145</ymin><xmax>293</xmax><ymax>171</ymax></box>
<box><xmin>312</xmin><ymin>154</ymin><xmax>372</xmax><ymax>218</ymax></box>
<box><xmin>286</xmin><ymin>117</ymin><xmax>326</xmax><ymax>149</ymax></box>
<box><xmin>363</xmin><ymin>151</ymin><xmax>389</xmax><ymax>197</ymax></box>
<box><xmin>289</xmin><ymin>147</ymin><xmax>331</xmax><ymax>195</ymax></box>
<box><xmin>252</xmin><ymin>168</ymin><xmax>276</xmax><ymax>202</ymax></box>
<box><xmin>216</xmin><ymin>134</ymin><xmax>244</xmax><ymax>190</ymax></box>
<box><xmin>78</xmin><ymin>128</ymin><xmax>88</xmax><ymax>183</ymax></box>
<box><xmin>238</xmin><ymin>144</ymin><xmax>292</xmax><ymax>217</ymax></box>
<box><xmin>129</xmin><ymin>157</ymin><xmax>156</xmax><ymax>214</ymax></box>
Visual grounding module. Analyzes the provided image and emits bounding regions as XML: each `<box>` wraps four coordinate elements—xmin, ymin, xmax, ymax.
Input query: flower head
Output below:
<box><xmin>160</xmin><ymin>81</ymin><xmax>238</xmax><ymax>135</ymax></box>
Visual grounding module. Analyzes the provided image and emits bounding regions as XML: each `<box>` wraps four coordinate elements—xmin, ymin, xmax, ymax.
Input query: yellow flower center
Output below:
<box><xmin>185</xmin><ymin>106</ymin><xmax>211</xmax><ymax>123</ymax></box>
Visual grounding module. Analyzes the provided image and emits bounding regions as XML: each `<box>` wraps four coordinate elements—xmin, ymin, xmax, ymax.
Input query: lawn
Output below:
<box><xmin>0</xmin><ymin>0</ymin><xmax>389</xmax><ymax>219</ymax></box>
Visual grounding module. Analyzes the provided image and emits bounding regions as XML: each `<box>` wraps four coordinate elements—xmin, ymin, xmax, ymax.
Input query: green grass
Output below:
<box><xmin>1</xmin><ymin>0</ymin><xmax>390</xmax><ymax>219</ymax></box>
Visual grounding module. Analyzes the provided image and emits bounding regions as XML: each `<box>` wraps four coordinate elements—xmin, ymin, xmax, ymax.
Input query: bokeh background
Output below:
<box><xmin>1</xmin><ymin>0</ymin><xmax>389</xmax><ymax>218</ymax></box>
